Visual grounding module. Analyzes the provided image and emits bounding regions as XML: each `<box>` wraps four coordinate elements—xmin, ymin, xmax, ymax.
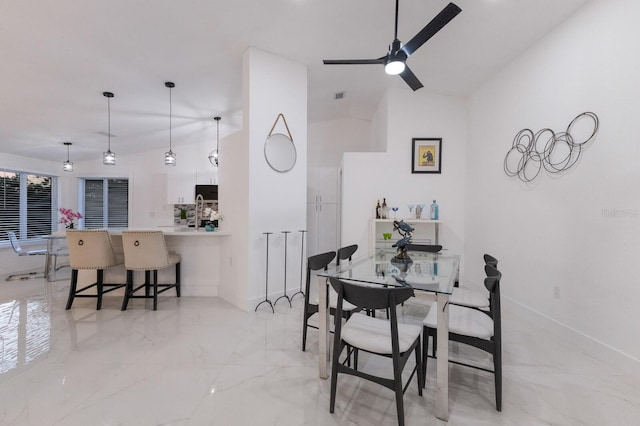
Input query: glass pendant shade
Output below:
<box><xmin>103</xmin><ymin>91</ymin><xmax>116</xmax><ymax>165</ymax></box>
<box><xmin>63</xmin><ymin>142</ymin><xmax>73</xmax><ymax>172</ymax></box>
<box><xmin>103</xmin><ymin>150</ymin><xmax>116</xmax><ymax>165</ymax></box>
<box><xmin>209</xmin><ymin>116</ymin><xmax>221</xmax><ymax>167</ymax></box>
<box><xmin>208</xmin><ymin>149</ymin><xmax>218</xmax><ymax>166</ymax></box>
<box><xmin>165</xmin><ymin>150</ymin><xmax>176</xmax><ymax>166</ymax></box>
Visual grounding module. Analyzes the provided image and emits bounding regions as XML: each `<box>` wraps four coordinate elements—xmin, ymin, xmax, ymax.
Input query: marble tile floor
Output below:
<box><xmin>1</xmin><ymin>277</ymin><xmax>639</xmax><ymax>426</ymax></box>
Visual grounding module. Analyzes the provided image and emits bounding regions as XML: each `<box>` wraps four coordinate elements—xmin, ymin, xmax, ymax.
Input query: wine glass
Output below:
<box><xmin>391</xmin><ymin>206</ymin><xmax>399</xmax><ymax>219</ymax></box>
<box><xmin>407</xmin><ymin>204</ymin><xmax>415</xmax><ymax>215</ymax></box>
<box><xmin>416</xmin><ymin>204</ymin><xmax>425</xmax><ymax>219</ymax></box>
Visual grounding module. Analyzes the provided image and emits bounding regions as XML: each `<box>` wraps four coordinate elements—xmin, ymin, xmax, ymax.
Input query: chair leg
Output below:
<box><xmin>422</xmin><ymin>325</ymin><xmax>428</xmax><ymax>386</ymax></box>
<box><xmin>121</xmin><ymin>270</ymin><xmax>133</xmax><ymax>311</ymax></box>
<box><xmin>153</xmin><ymin>270</ymin><xmax>159</xmax><ymax>311</ymax></box>
<box><xmin>302</xmin><ymin>311</ymin><xmax>309</xmax><ymax>351</ymax></box>
<box><xmin>416</xmin><ymin>339</ymin><xmax>423</xmax><ymax>395</ymax></box>
<box><xmin>145</xmin><ymin>271</ymin><xmax>151</xmax><ymax>297</ymax></box>
<box><xmin>393</xmin><ymin>354</ymin><xmax>405</xmax><ymax>426</ymax></box>
<box><xmin>494</xmin><ymin>345</ymin><xmax>502</xmax><ymax>411</ymax></box>
<box><xmin>175</xmin><ymin>262</ymin><xmax>181</xmax><ymax>297</ymax></box>
<box><xmin>329</xmin><ymin>341</ymin><xmax>342</xmax><ymax>413</ymax></box>
<box><xmin>96</xmin><ymin>269</ymin><xmax>104</xmax><ymax>310</ymax></box>
<box><xmin>65</xmin><ymin>269</ymin><xmax>79</xmax><ymax>310</ymax></box>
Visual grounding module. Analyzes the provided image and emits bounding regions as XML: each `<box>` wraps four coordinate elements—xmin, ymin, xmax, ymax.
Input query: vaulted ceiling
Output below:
<box><xmin>0</xmin><ymin>0</ymin><xmax>589</xmax><ymax>163</ymax></box>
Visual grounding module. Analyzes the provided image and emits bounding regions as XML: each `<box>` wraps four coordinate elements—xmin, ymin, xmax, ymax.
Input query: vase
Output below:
<box><xmin>205</xmin><ymin>224</ymin><xmax>215</xmax><ymax>232</ymax></box>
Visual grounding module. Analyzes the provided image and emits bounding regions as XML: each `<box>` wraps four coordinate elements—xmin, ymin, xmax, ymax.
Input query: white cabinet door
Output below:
<box><xmin>167</xmin><ymin>169</ymin><xmax>196</xmax><ymax>204</ymax></box>
<box><xmin>308</xmin><ymin>167</ymin><xmax>338</xmax><ymax>204</ymax></box>
<box><xmin>307</xmin><ymin>202</ymin><xmax>337</xmax><ymax>256</ymax></box>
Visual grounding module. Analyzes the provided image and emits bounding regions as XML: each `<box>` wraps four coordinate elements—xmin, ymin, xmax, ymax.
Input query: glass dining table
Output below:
<box><xmin>316</xmin><ymin>248</ymin><xmax>460</xmax><ymax>421</ymax></box>
<box><xmin>43</xmin><ymin>233</ymin><xmax>68</xmax><ymax>281</ymax></box>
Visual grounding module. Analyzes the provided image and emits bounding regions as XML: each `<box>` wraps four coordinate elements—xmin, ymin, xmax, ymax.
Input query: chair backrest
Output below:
<box><xmin>484</xmin><ymin>264</ymin><xmax>502</xmax><ymax>343</ymax></box>
<box><xmin>305</xmin><ymin>251</ymin><xmax>336</xmax><ymax>294</ymax></box>
<box><xmin>121</xmin><ymin>231</ymin><xmax>170</xmax><ymax>270</ymax></box>
<box><xmin>484</xmin><ymin>253</ymin><xmax>498</xmax><ymax>268</ymax></box>
<box><xmin>405</xmin><ymin>244</ymin><xmax>443</xmax><ymax>253</ymax></box>
<box><xmin>329</xmin><ymin>277</ymin><xmax>414</xmax><ymax>311</ymax></box>
<box><xmin>336</xmin><ymin>244</ymin><xmax>358</xmax><ymax>266</ymax></box>
<box><xmin>66</xmin><ymin>230</ymin><xmax>119</xmax><ymax>269</ymax></box>
<box><xmin>7</xmin><ymin>231</ymin><xmax>24</xmax><ymax>254</ymax></box>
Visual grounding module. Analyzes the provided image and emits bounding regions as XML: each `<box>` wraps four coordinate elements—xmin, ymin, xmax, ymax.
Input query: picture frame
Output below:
<box><xmin>412</xmin><ymin>138</ymin><xmax>442</xmax><ymax>174</ymax></box>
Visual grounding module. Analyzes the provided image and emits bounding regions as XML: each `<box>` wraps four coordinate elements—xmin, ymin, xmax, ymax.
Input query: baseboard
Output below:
<box><xmin>504</xmin><ymin>296</ymin><xmax>640</xmax><ymax>373</ymax></box>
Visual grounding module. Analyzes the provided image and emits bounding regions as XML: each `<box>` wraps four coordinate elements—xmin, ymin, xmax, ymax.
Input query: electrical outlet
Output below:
<box><xmin>553</xmin><ymin>286</ymin><xmax>560</xmax><ymax>299</ymax></box>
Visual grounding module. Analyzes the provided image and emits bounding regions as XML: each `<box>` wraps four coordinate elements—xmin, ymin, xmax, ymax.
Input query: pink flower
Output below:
<box><xmin>58</xmin><ymin>208</ymin><xmax>82</xmax><ymax>227</ymax></box>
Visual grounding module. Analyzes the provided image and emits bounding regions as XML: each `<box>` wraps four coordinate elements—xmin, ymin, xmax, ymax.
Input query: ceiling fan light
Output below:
<box><xmin>385</xmin><ymin>59</ymin><xmax>405</xmax><ymax>75</ymax></box>
<box><xmin>165</xmin><ymin>150</ymin><xmax>176</xmax><ymax>166</ymax></box>
<box><xmin>103</xmin><ymin>149</ymin><xmax>116</xmax><ymax>165</ymax></box>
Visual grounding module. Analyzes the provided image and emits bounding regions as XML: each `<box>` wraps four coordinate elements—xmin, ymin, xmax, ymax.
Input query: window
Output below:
<box><xmin>0</xmin><ymin>169</ymin><xmax>57</xmax><ymax>243</ymax></box>
<box><xmin>80</xmin><ymin>178</ymin><xmax>129</xmax><ymax>229</ymax></box>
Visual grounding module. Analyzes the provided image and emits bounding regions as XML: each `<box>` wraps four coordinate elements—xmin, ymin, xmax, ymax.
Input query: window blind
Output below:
<box><xmin>0</xmin><ymin>170</ymin><xmax>56</xmax><ymax>242</ymax></box>
<box><xmin>83</xmin><ymin>178</ymin><xmax>128</xmax><ymax>229</ymax></box>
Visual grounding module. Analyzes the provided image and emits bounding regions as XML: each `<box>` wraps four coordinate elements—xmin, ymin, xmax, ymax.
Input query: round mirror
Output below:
<box><xmin>264</xmin><ymin>133</ymin><xmax>296</xmax><ymax>172</ymax></box>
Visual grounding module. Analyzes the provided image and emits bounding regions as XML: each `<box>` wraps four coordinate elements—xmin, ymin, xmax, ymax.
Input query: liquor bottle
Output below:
<box><xmin>430</xmin><ymin>200</ymin><xmax>439</xmax><ymax>220</ymax></box>
<box><xmin>375</xmin><ymin>200</ymin><xmax>381</xmax><ymax>219</ymax></box>
<box><xmin>382</xmin><ymin>198</ymin><xmax>388</xmax><ymax>219</ymax></box>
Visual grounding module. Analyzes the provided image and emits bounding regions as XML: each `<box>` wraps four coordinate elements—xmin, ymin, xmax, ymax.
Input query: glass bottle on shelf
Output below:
<box><xmin>376</xmin><ymin>200</ymin><xmax>381</xmax><ymax>219</ymax></box>
<box><xmin>430</xmin><ymin>200</ymin><xmax>439</xmax><ymax>220</ymax></box>
<box><xmin>381</xmin><ymin>198</ymin><xmax>388</xmax><ymax>219</ymax></box>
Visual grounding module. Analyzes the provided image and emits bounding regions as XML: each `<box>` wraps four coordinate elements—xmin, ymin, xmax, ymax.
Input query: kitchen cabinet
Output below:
<box><xmin>307</xmin><ymin>167</ymin><xmax>338</xmax><ymax>255</ymax></box>
<box><xmin>369</xmin><ymin>218</ymin><xmax>441</xmax><ymax>254</ymax></box>
<box><xmin>166</xmin><ymin>169</ymin><xmax>196</xmax><ymax>204</ymax></box>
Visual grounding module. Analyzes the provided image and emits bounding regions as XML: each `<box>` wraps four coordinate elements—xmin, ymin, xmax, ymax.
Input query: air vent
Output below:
<box><xmin>334</xmin><ymin>91</ymin><xmax>345</xmax><ymax>100</ymax></box>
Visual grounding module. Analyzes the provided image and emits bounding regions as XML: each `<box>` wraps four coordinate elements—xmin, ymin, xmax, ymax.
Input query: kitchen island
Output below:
<box><xmin>75</xmin><ymin>228</ymin><xmax>230</xmax><ymax>298</ymax></box>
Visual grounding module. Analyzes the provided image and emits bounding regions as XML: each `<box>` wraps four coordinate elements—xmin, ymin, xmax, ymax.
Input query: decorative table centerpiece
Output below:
<box><xmin>58</xmin><ymin>207</ymin><xmax>82</xmax><ymax>229</ymax></box>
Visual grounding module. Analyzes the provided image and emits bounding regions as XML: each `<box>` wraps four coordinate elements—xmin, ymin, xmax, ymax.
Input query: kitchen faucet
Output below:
<box><xmin>195</xmin><ymin>194</ymin><xmax>204</xmax><ymax>231</ymax></box>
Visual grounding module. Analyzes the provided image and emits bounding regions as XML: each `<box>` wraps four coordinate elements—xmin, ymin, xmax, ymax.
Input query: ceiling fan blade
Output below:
<box><xmin>402</xmin><ymin>2</ymin><xmax>462</xmax><ymax>56</ymax></box>
<box><xmin>400</xmin><ymin>66</ymin><xmax>423</xmax><ymax>91</ymax></box>
<box><xmin>323</xmin><ymin>58</ymin><xmax>385</xmax><ymax>65</ymax></box>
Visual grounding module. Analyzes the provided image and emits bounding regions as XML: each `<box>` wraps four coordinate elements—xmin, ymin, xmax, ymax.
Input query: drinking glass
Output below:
<box><xmin>391</xmin><ymin>206</ymin><xmax>399</xmax><ymax>219</ymax></box>
<box><xmin>407</xmin><ymin>204</ymin><xmax>415</xmax><ymax>215</ymax></box>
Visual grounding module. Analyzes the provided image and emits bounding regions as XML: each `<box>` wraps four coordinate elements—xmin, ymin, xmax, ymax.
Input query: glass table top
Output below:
<box><xmin>318</xmin><ymin>249</ymin><xmax>459</xmax><ymax>295</ymax></box>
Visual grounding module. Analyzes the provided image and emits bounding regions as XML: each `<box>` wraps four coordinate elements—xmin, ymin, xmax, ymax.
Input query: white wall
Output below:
<box><xmin>308</xmin><ymin>118</ymin><xmax>373</xmax><ymax>168</ymax></box>
<box><xmin>466</xmin><ymin>0</ymin><xmax>640</xmax><ymax>360</ymax></box>
<box><xmin>245</xmin><ymin>48</ymin><xmax>308</xmax><ymax>308</ymax></box>
<box><xmin>342</xmin><ymin>88</ymin><xmax>467</xmax><ymax>269</ymax></box>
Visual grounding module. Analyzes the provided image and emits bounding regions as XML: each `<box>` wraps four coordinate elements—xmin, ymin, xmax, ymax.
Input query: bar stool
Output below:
<box><xmin>65</xmin><ymin>230</ymin><xmax>126</xmax><ymax>310</ymax></box>
<box><xmin>120</xmin><ymin>231</ymin><xmax>181</xmax><ymax>311</ymax></box>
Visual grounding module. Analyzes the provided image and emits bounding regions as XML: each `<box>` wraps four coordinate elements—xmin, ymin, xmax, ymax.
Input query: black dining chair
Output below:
<box><xmin>449</xmin><ymin>254</ymin><xmax>498</xmax><ymax>310</ymax></box>
<box><xmin>336</xmin><ymin>244</ymin><xmax>358</xmax><ymax>266</ymax></box>
<box><xmin>422</xmin><ymin>264</ymin><xmax>503</xmax><ymax>411</ymax></box>
<box><xmin>329</xmin><ymin>277</ymin><xmax>423</xmax><ymax>426</ymax></box>
<box><xmin>302</xmin><ymin>251</ymin><xmax>361</xmax><ymax>351</ymax></box>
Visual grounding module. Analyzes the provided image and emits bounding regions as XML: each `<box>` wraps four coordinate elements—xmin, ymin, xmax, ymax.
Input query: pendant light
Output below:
<box><xmin>102</xmin><ymin>91</ymin><xmax>116</xmax><ymax>165</ymax></box>
<box><xmin>164</xmin><ymin>81</ymin><xmax>176</xmax><ymax>166</ymax></box>
<box><xmin>63</xmin><ymin>142</ymin><xmax>73</xmax><ymax>172</ymax></box>
<box><xmin>208</xmin><ymin>116</ymin><xmax>221</xmax><ymax>166</ymax></box>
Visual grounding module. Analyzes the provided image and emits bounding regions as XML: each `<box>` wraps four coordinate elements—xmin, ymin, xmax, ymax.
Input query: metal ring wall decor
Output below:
<box><xmin>504</xmin><ymin>112</ymin><xmax>599</xmax><ymax>182</ymax></box>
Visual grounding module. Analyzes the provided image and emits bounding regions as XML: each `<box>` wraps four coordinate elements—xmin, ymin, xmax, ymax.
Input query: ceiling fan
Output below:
<box><xmin>323</xmin><ymin>1</ymin><xmax>462</xmax><ymax>91</ymax></box>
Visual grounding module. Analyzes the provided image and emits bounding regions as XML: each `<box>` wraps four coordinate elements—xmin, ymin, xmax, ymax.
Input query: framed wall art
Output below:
<box><xmin>411</xmin><ymin>138</ymin><xmax>442</xmax><ymax>174</ymax></box>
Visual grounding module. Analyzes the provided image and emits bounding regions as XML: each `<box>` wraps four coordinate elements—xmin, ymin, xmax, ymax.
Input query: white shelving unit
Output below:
<box><xmin>369</xmin><ymin>218</ymin><xmax>441</xmax><ymax>254</ymax></box>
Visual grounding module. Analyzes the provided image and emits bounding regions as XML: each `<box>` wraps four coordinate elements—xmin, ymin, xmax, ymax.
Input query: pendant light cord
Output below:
<box><xmin>169</xmin><ymin>85</ymin><xmax>173</xmax><ymax>152</ymax></box>
<box><xmin>107</xmin><ymin>96</ymin><xmax>111</xmax><ymax>151</ymax></box>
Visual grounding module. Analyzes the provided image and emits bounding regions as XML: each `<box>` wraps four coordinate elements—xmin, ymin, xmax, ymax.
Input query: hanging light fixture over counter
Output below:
<box><xmin>164</xmin><ymin>81</ymin><xmax>176</xmax><ymax>166</ymax></box>
<box><xmin>208</xmin><ymin>116</ymin><xmax>221</xmax><ymax>167</ymax></box>
<box><xmin>63</xmin><ymin>142</ymin><xmax>73</xmax><ymax>172</ymax></box>
<box><xmin>103</xmin><ymin>91</ymin><xmax>116</xmax><ymax>165</ymax></box>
